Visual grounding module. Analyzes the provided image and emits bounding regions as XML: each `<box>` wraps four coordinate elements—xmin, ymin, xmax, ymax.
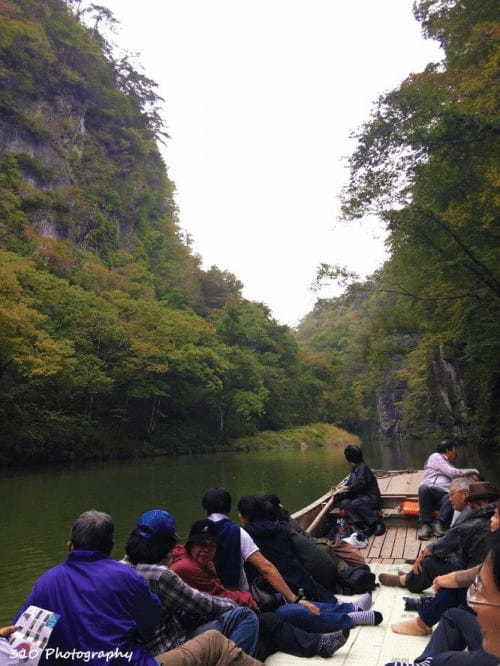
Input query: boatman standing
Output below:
<box><xmin>418</xmin><ymin>439</ymin><xmax>479</xmax><ymax>540</ymax></box>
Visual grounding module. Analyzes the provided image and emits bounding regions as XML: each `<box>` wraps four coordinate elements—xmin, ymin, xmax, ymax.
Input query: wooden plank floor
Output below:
<box><xmin>365</xmin><ymin>525</ymin><xmax>433</xmax><ymax>564</ymax></box>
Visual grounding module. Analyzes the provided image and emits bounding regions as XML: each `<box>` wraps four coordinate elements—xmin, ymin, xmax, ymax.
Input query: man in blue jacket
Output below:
<box><xmin>15</xmin><ymin>510</ymin><xmax>163</xmax><ymax>666</ymax></box>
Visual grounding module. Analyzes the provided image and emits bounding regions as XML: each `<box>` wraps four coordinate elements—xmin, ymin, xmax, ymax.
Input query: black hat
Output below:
<box><xmin>186</xmin><ymin>519</ymin><xmax>217</xmax><ymax>545</ymax></box>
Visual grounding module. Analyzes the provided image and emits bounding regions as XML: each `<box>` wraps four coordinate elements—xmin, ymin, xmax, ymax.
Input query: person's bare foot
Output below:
<box><xmin>391</xmin><ymin>618</ymin><xmax>431</xmax><ymax>636</ymax></box>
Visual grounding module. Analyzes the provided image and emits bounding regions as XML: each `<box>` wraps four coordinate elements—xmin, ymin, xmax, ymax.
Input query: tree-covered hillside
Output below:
<box><xmin>299</xmin><ymin>0</ymin><xmax>500</xmax><ymax>460</ymax></box>
<box><xmin>0</xmin><ymin>0</ymin><xmax>328</xmax><ymax>464</ymax></box>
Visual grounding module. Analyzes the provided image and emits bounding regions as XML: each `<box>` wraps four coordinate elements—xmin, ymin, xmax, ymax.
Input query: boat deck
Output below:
<box><xmin>366</xmin><ymin>470</ymin><xmax>432</xmax><ymax>565</ymax></box>
<box><xmin>266</xmin><ymin>562</ymin><xmax>429</xmax><ymax>666</ymax></box>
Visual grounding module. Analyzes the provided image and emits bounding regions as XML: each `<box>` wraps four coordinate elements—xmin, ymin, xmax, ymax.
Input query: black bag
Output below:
<box><xmin>338</xmin><ymin>564</ymin><xmax>377</xmax><ymax>594</ymax></box>
<box><xmin>250</xmin><ymin>576</ymin><xmax>281</xmax><ymax>611</ymax></box>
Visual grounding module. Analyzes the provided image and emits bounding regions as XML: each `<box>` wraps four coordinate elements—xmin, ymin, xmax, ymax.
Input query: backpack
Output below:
<box><xmin>338</xmin><ymin>564</ymin><xmax>377</xmax><ymax>594</ymax></box>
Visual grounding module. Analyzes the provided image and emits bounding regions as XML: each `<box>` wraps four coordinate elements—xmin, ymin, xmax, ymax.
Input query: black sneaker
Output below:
<box><xmin>373</xmin><ymin>521</ymin><xmax>386</xmax><ymax>537</ymax></box>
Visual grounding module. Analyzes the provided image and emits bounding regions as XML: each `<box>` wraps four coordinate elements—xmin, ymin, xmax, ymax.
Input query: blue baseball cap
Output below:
<box><xmin>136</xmin><ymin>509</ymin><xmax>179</xmax><ymax>541</ymax></box>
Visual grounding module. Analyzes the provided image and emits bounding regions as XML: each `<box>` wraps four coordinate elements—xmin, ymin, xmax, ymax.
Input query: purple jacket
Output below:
<box><xmin>16</xmin><ymin>550</ymin><xmax>161</xmax><ymax>666</ymax></box>
<box><xmin>420</xmin><ymin>452</ymin><xmax>472</xmax><ymax>490</ymax></box>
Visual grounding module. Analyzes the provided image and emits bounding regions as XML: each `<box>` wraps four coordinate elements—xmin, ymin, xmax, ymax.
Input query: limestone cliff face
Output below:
<box><xmin>375</xmin><ymin>340</ymin><xmax>469</xmax><ymax>455</ymax></box>
<box><xmin>0</xmin><ymin>97</ymin><xmax>87</xmax><ymax>240</ymax></box>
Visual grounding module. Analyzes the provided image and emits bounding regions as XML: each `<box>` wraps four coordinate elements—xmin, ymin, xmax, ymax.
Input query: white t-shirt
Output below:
<box><xmin>208</xmin><ymin>513</ymin><xmax>259</xmax><ymax>590</ymax></box>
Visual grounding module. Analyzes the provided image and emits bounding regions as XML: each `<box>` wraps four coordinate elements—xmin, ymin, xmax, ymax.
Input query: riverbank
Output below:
<box><xmin>229</xmin><ymin>423</ymin><xmax>359</xmax><ymax>452</ymax></box>
<box><xmin>3</xmin><ymin>422</ymin><xmax>358</xmax><ymax>469</ymax></box>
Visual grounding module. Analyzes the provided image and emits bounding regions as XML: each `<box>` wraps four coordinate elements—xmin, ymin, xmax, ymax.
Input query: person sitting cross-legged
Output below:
<box><xmin>379</xmin><ymin>482</ymin><xmax>499</xmax><ymax>593</ymax></box>
<box><xmin>123</xmin><ymin>509</ymin><xmax>352</xmax><ymax>662</ymax></box>
<box><xmin>384</xmin><ymin>529</ymin><xmax>500</xmax><ymax>666</ymax></box>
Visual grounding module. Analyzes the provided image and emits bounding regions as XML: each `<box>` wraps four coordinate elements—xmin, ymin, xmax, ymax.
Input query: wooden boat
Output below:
<box><xmin>291</xmin><ymin>469</ymin><xmax>431</xmax><ymax>564</ymax></box>
<box><xmin>266</xmin><ymin>469</ymin><xmax>434</xmax><ymax>665</ymax></box>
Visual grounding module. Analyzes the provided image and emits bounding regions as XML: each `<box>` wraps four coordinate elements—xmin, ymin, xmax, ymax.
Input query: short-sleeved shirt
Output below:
<box><xmin>208</xmin><ymin>513</ymin><xmax>259</xmax><ymax>589</ymax></box>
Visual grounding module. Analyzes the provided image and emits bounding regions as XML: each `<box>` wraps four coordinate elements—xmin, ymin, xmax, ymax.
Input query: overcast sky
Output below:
<box><xmin>100</xmin><ymin>0</ymin><xmax>442</xmax><ymax>326</ymax></box>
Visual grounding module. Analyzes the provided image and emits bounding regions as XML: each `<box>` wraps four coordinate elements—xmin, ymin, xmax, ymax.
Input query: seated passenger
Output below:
<box><xmin>418</xmin><ymin>439</ymin><xmax>478</xmax><ymax>540</ymax></box>
<box><xmin>14</xmin><ymin>510</ymin><xmax>164</xmax><ymax>666</ymax></box>
<box><xmin>379</xmin><ymin>482</ymin><xmax>499</xmax><ymax>593</ymax></box>
<box><xmin>385</xmin><ymin>529</ymin><xmax>500</xmax><ymax>666</ymax></box>
<box><xmin>172</xmin><ymin>519</ymin><xmax>382</xmax><ymax>632</ymax></box>
<box><xmin>261</xmin><ymin>493</ymin><xmax>366</xmax><ymax>570</ymax></box>
<box><xmin>391</xmin><ymin>498</ymin><xmax>500</xmax><ymax>637</ymax></box>
<box><xmin>238</xmin><ymin>494</ymin><xmax>339</xmax><ymax>601</ymax></box>
<box><xmin>201</xmin><ymin>488</ymin><xmax>318</xmax><ymax>606</ymax></box>
<box><xmin>123</xmin><ymin>509</ymin><xmax>351</xmax><ymax>661</ymax></box>
<box><xmin>334</xmin><ymin>445</ymin><xmax>385</xmax><ymax>539</ymax></box>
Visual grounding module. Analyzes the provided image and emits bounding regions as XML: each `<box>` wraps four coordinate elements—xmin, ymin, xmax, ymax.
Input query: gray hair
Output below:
<box><xmin>449</xmin><ymin>477</ymin><xmax>470</xmax><ymax>493</ymax></box>
<box><xmin>70</xmin><ymin>510</ymin><xmax>114</xmax><ymax>555</ymax></box>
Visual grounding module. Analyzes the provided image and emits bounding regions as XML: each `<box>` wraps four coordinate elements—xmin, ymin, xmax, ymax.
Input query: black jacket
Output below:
<box><xmin>432</xmin><ymin>504</ymin><xmax>494</xmax><ymax>569</ymax></box>
<box><xmin>342</xmin><ymin>462</ymin><xmax>382</xmax><ymax>508</ymax></box>
<box><xmin>243</xmin><ymin>520</ymin><xmax>335</xmax><ymax>601</ymax></box>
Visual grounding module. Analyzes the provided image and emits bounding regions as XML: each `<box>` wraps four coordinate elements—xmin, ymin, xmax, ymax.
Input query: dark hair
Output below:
<box><xmin>437</xmin><ymin>439</ymin><xmax>458</xmax><ymax>454</ymax></box>
<box><xmin>344</xmin><ymin>445</ymin><xmax>363</xmax><ymax>464</ymax></box>
<box><xmin>488</xmin><ymin>530</ymin><xmax>500</xmax><ymax>590</ymax></box>
<box><xmin>70</xmin><ymin>510</ymin><xmax>114</xmax><ymax>555</ymax></box>
<box><xmin>238</xmin><ymin>495</ymin><xmax>271</xmax><ymax>522</ymax></box>
<box><xmin>261</xmin><ymin>494</ymin><xmax>290</xmax><ymax>522</ymax></box>
<box><xmin>202</xmin><ymin>488</ymin><xmax>231</xmax><ymax>515</ymax></box>
<box><xmin>125</xmin><ymin>530</ymin><xmax>176</xmax><ymax>565</ymax></box>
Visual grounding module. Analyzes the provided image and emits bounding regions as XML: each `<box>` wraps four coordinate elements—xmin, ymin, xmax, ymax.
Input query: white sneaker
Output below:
<box><xmin>342</xmin><ymin>532</ymin><xmax>368</xmax><ymax>549</ymax></box>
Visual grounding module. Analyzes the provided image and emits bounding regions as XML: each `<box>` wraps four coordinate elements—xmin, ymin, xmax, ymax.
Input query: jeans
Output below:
<box><xmin>418</xmin><ymin>485</ymin><xmax>453</xmax><ymax>526</ymax></box>
<box><xmin>275</xmin><ymin>600</ymin><xmax>355</xmax><ymax>632</ymax></box>
<box><xmin>189</xmin><ymin>607</ymin><xmax>259</xmax><ymax>656</ymax></box>
<box><xmin>419</xmin><ymin>588</ymin><xmax>467</xmax><ymax>627</ymax></box>
<box><xmin>415</xmin><ymin>607</ymin><xmax>498</xmax><ymax>665</ymax></box>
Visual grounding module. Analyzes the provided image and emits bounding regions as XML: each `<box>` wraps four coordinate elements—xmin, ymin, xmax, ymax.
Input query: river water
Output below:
<box><xmin>1</xmin><ymin>440</ymin><xmax>497</xmax><ymax>625</ymax></box>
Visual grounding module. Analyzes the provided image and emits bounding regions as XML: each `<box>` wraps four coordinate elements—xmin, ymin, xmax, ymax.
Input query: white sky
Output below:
<box><xmin>100</xmin><ymin>0</ymin><xmax>442</xmax><ymax>326</ymax></box>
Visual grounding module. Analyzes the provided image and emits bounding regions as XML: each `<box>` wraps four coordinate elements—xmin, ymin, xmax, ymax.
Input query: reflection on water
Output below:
<box><xmin>0</xmin><ymin>445</ymin><xmax>350</xmax><ymax>625</ymax></box>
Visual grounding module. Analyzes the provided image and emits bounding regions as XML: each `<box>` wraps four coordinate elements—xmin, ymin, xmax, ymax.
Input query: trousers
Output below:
<box><xmin>418</xmin><ymin>486</ymin><xmax>453</xmax><ymax>527</ymax></box>
<box><xmin>415</xmin><ymin>607</ymin><xmax>498</xmax><ymax>666</ymax></box>
<box><xmin>256</xmin><ymin>611</ymin><xmax>325</xmax><ymax>661</ymax></box>
<box><xmin>419</xmin><ymin>588</ymin><xmax>467</xmax><ymax>627</ymax></box>
<box><xmin>157</xmin><ymin>630</ymin><xmax>263</xmax><ymax>665</ymax></box>
<box><xmin>189</xmin><ymin>607</ymin><xmax>259</xmax><ymax>656</ymax></box>
<box><xmin>405</xmin><ymin>556</ymin><xmax>456</xmax><ymax>593</ymax></box>
<box><xmin>339</xmin><ymin>495</ymin><xmax>379</xmax><ymax>529</ymax></box>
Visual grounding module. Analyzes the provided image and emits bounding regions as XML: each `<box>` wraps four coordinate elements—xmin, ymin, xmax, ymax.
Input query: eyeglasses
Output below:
<box><xmin>466</xmin><ymin>574</ymin><xmax>500</xmax><ymax>608</ymax></box>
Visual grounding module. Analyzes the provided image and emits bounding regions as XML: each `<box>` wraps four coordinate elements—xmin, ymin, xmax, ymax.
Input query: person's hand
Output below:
<box><xmin>298</xmin><ymin>600</ymin><xmax>320</xmax><ymax>615</ymax></box>
<box><xmin>433</xmin><ymin>573</ymin><xmax>454</xmax><ymax>591</ymax></box>
<box><xmin>0</xmin><ymin>626</ymin><xmax>17</xmax><ymax>638</ymax></box>
<box><xmin>413</xmin><ymin>549</ymin><xmax>431</xmax><ymax>574</ymax></box>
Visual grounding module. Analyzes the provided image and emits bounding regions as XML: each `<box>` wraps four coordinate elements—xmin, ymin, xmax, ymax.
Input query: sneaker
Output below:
<box><xmin>342</xmin><ymin>532</ymin><xmax>369</xmax><ymax>549</ymax></box>
<box><xmin>417</xmin><ymin>524</ymin><xmax>432</xmax><ymax>540</ymax></box>
<box><xmin>432</xmin><ymin>521</ymin><xmax>445</xmax><ymax>537</ymax></box>
<box><xmin>373</xmin><ymin>521</ymin><xmax>386</xmax><ymax>537</ymax></box>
